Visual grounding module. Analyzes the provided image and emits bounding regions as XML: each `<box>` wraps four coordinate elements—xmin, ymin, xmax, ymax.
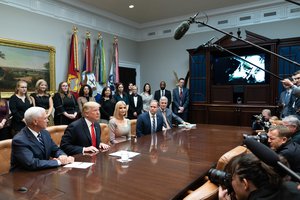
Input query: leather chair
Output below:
<box><xmin>100</xmin><ymin>123</ymin><xmax>110</xmax><ymax>144</ymax></box>
<box><xmin>130</xmin><ymin>119</ymin><xmax>137</xmax><ymax>137</ymax></box>
<box><xmin>46</xmin><ymin>125</ymin><xmax>67</xmax><ymax>146</ymax></box>
<box><xmin>0</xmin><ymin>139</ymin><xmax>12</xmax><ymax>175</ymax></box>
<box><xmin>183</xmin><ymin>145</ymin><xmax>248</xmax><ymax>200</ymax></box>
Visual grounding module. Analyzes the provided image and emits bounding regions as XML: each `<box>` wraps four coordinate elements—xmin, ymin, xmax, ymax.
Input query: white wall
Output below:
<box><xmin>0</xmin><ymin>4</ymin><xmax>139</xmax><ymax>90</ymax></box>
<box><xmin>0</xmin><ymin>3</ymin><xmax>299</xmax><ymax>93</ymax></box>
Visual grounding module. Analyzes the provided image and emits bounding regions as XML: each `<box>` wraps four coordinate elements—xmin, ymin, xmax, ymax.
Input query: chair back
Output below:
<box><xmin>46</xmin><ymin>125</ymin><xmax>67</xmax><ymax>146</ymax></box>
<box><xmin>130</xmin><ymin>119</ymin><xmax>137</xmax><ymax>137</ymax></box>
<box><xmin>0</xmin><ymin>139</ymin><xmax>12</xmax><ymax>175</ymax></box>
<box><xmin>100</xmin><ymin>123</ymin><xmax>110</xmax><ymax>144</ymax></box>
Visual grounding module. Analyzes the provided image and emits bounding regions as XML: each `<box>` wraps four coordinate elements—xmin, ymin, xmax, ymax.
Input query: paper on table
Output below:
<box><xmin>178</xmin><ymin>124</ymin><xmax>196</xmax><ymax>128</ymax></box>
<box><xmin>109</xmin><ymin>150</ymin><xmax>140</xmax><ymax>159</ymax></box>
<box><xmin>63</xmin><ymin>162</ymin><xmax>94</xmax><ymax>169</ymax></box>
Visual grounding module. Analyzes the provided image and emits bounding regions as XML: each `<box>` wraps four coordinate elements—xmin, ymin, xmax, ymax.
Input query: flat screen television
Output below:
<box><xmin>212</xmin><ymin>54</ymin><xmax>268</xmax><ymax>85</ymax></box>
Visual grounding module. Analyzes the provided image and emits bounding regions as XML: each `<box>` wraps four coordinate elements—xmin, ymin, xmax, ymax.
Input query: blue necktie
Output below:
<box><xmin>151</xmin><ymin>115</ymin><xmax>156</xmax><ymax>133</ymax></box>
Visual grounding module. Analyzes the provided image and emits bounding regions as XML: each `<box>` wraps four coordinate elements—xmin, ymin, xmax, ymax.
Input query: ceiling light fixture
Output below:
<box><xmin>129</xmin><ymin>4</ymin><xmax>134</xmax><ymax>9</ymax></box>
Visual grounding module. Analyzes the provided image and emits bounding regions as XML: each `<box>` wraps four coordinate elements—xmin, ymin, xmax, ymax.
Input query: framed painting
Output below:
<box><xmin>0</xmin><ymin>37</ymin><xmax>55</xmax><ymax>98</ymax></box>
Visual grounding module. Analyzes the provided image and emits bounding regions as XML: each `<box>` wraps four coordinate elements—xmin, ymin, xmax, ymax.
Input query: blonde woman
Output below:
<box><xmin>31</xmin><ymin>79</ymin><xmax>54</xmax><ymax>126</ymax></box>
<box><xmin>108</xmin><ymin>101</ymin><xmax>131</xmax><ymax>144</ymax></box>
<box><xmin>9</xmin><ymin>80</ymin><xmax>35</xmax><ymax>134</ymax></box>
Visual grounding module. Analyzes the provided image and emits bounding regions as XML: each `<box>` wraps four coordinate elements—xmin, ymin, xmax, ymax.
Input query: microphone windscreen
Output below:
<box><xmin>174</xmin><ymin>21</ymin><xmax>190</xmax><ymax>40</ymax></box>
<box><xmin>244</xmin><ymin>138</ymin><xmax>279</xmax><ymax>166</ymax></box>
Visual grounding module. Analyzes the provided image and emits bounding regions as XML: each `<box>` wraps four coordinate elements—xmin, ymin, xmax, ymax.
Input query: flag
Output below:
<box><xmin>67</xmin><ymin>28</ymin><xmax>80</xmax><ymax>95</ymax></box>
<box><xmin>108</xmin><ymin>36</ymin><xmax>119</xmax><ymax>92</ymax></box>
<box><xmin>82</xmin><ymin>32</ymin><xmax>97</xmax><ymax>91</ymax></box>
<box><xmin>93</xmin><ymin>33</ymin><xmax>106</xmax><ymax>85</ymax></box>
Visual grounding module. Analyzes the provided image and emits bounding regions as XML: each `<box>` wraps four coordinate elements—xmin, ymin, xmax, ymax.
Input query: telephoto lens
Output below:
<box><xmin>208</xmin><ymin>168</ymin><xmax>233</xmax><ymax>193</ymax></box>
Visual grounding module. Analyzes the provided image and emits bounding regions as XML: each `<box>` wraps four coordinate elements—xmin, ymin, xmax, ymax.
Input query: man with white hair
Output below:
<box><xmin>11</xmin><ymin>107</ymin><xmax>74</xmax><ymax>171</ymax></box>
<box><xmin>282</xmin><ymin>115</ymin><xmax>300</xmax><ymax>145</ymax></box>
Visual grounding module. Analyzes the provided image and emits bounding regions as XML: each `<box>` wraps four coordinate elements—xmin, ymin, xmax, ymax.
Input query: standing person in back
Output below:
<box><xmin>136</xmin><ymin>100</ymin><xmax>164</xmax><ymax>137</ymax></box>
<box><xmin>99</xmin><ymin>86</ymin><xmax>116</xmax><ymax>124</ymax></box>
<box><xmin>77</xmin><ymin>84</ymin><xmax>96</xmax><ymax>116</ymax></box>
<box><xmin>128</xmin><ymin>85</ymin><xmax>143</xmax><ymax>119</ymax></box>
<box><xmin>9</xmin><ymin>80</ymin><xmax>35</xmax><ymax>134</ymax></box>
<box><xmin>60</xmin><ymin>102</ymin><xmax>110</xmax><ymax>155</ymax></box>
<box><xmin>154</xmin><ymin>81</ymin><xmax>172</xmax><ymax>108</ymax></box>
<box><xmin>30</xmin><ymin>79</ymin><xmax>54</xmax><ymax>126</ymax></box>
<box><xmin>172</xmin><ymin>78</ymin><xmax>189</xmax><ymax>121</ymax></box>
<box><xmin>113</xmin><ymin>82</ymin><xmax>129</xmax><ymax>105</ymax></box>
<box><xmin>53</xmin><ymin>81</ymin><xmax>78</xmax><ymax>125</ymax></box>
<box><xmin>0</xmin><ymin>94</ymin><xmax>12</xmax><ymax>140</ymax></box>
<box><xmin>140</xmin><ymin>83</ymin><xmax>153</xmax><ymax>112</ymax></box>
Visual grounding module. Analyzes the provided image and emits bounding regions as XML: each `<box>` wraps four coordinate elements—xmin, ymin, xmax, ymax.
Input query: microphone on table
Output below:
<box><xmin>174</xmin><ymin>12</ymin><xmax>199</xmax><ymax>40</ymax></box>
<box><xmin>244</xmin><ymin>138</ymin><xmax>300</xmax><ymax>182</ymax></box>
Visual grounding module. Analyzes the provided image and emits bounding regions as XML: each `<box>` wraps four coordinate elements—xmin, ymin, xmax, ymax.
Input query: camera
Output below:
<box><xmin>243</xmin><ymin>132</ymin><xmax>269</xmax><ymax>146</ymax></box>
<box><xmin>208</xmin><ymin>168</ymin><xmax>233</xmax><ymax>193</ymax></box>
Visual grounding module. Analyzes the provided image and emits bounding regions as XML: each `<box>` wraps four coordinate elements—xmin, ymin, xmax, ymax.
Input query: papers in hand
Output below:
<box><xmin>64</xmin><ymin>162</ymin><xmax>94</xmax><ymax>169</ymax></box>
<box><xmin>109</xmin><ymin>150</ymin><xmax>140</xmax><ymax>159</ymax></box>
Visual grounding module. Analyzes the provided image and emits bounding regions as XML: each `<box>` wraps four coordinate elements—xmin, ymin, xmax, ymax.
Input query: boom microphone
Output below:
<box><xmin>174</xmin><ymin>12</ymin><xmax>199</xmax><ymax>40</ymax></box>
<box><xmin>244</xmin><ymin>138</ymin><xmax>300</xmax><ymax>182</ymax></box>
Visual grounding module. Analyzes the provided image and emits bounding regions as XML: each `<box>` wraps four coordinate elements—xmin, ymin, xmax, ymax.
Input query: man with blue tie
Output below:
<box><xmin>136</xmin><ymin>100</ymin><xmax>164</xmax><ymax>137</ymax></box>
<box><xmin>61</xmin><ymin>102</ymin><xmax>110</xmax><ymax>155</ymax></box>
<box><xmin>172</xmin><ymin>78</ymin><xmax>189</xmax><ymax>121</ymax></box>
<box><xmin>10</xmin><ymin>107</ymin><xmax>74</xmax><ymax>171</ymax></box>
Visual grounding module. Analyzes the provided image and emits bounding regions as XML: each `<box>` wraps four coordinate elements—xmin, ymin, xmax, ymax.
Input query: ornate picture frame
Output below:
<box><xmin>0</xmin><ymin>37</ymin><xmax>55</xmax><ymax>98</ymax></box>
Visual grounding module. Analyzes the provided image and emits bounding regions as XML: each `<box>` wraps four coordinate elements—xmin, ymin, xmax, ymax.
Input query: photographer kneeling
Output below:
<box><xmin>218</xmin><ymin>153</ymin><xmax>300</xmax><ymax>200</ymax></box>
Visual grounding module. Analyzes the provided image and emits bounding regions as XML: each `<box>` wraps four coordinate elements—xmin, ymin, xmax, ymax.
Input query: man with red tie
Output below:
<box><xmin>172</xmin><ymin>78</ymin><xmax>189</xmax><ymax>121</ymax></box>
<box><xmin>61</xmin><ymin>102</ymin><xmax>110</xmax><ymax>155</ymax></box>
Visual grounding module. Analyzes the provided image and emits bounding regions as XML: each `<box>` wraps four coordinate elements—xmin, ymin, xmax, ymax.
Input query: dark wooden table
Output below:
<box><xmin>0</xmin><ymin>124</ymin><xmax>251</xmax><ymax>200</ymax></box>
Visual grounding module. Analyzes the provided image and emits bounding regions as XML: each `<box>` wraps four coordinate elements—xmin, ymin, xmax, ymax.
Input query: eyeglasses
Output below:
<box><xmin>294</xmin><ymin>77</ymin><xmax>300</xmax><ymax>80</ymax></box>
<box><xmin>61</xmin><ymin>85</ymin><xmax>68</xmax><ymax>87</ymax></box>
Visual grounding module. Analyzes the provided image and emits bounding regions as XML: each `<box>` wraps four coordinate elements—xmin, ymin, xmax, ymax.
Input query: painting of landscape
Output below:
<box><xmin>0</xmin><ymin>44</ymin><xmax>50</xmax><ymax>92</ymax></box>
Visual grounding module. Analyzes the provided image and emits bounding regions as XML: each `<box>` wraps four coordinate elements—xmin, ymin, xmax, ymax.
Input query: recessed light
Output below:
<box><xmin>129</xmin><ymin>4</ymin><xmax>134</xmax><ymax>9</ymax></box>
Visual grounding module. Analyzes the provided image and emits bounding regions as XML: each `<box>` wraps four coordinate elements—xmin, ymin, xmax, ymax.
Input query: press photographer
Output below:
<box><xmin>251</xmin><ymin>109</ymin><xmax>272</xmax><ymax>132</ymax></box>
<box><xmin>217</xmin><ymin>153</ymin><xmax>300</xmax><ymax>200</ymax></box>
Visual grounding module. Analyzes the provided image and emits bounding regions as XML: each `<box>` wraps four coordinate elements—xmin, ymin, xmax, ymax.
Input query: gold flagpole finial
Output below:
<box><xmin>113</xmin><ymin>36</ymin><xmax>118</xmax><ymax>43</ymax></box>
<box><xmin>86</xmin><ymin>31</ymin><xmax>91</xmax><ymax>38</ymax></box>
<box><xmin>72</xmin><ymin>26</ymin><xmax>78</xmax><ymax>33</ymax></box>
<box><xmin>98</xmin><ymin>32</ymin><xmax>102</xmax><ymax>39</ymax></box>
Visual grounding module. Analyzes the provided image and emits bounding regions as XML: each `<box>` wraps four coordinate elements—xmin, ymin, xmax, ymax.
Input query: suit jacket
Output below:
<box><xmin>157</xmin><ymin>108</ymin><xmax>184</xmax><ymax>128</ymax></box>
<box><xmin>60</xmin><ymin>118</ymin><xmax>102</xmax><ymax>155</ymax></box>
<box><xmin>136</xmin><ymin>112</ymin><xmax>164</xmax><ymax>137</ymax></box>
<box><xmin>128</xmin><ymin>94</ymin><xmax>143</xmax><ymax>119</ymax></box>
<box><xmin>154</xmin><ymin>89</ymin><xmax>172</xmax><ymax>108</ymax></box>
<box><xmin>10</xmin><ymin>127</ymin><xmax>65</xmax><ymax>171</ymax></box>
<box><xmin>172</xmin><ymin>87</ymin><xmax>189</xmax><ymax>114</ymax></box>
<box><xmin>279</xmin><ymin>89</ymin><xmax>291</xmax><ymax>118</ymax></box>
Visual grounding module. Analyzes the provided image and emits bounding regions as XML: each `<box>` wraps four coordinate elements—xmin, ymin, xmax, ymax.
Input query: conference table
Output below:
<box><xmin>0</xmin><ymin>124</ymin><xmax>251</xmax><ymax>200</ymax></box>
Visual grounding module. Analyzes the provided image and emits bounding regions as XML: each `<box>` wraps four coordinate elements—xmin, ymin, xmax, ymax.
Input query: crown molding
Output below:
<box><xmin>0</xmin><ymin>0</ymin><xmax>299</xmax><ymax>42</ymax></box>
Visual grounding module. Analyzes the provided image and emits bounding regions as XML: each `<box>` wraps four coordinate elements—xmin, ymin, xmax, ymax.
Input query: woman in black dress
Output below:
<box><xmin>0</xmin><ymin>95</ymin><xmax>12</xmax><ymax>140</ymax></box>
<box><xmin>99</xmin><ymin>86</ymin><xmax>115</xmax><ymax>124</ymax></box>
<box><xmin>53</xmin><ymin>81</ymin><xmax>78</xmax><ymax>125</ymax></box>
<box><xmin>9</xmin><ymin>80</ymin><xmax>34</xmax><ymax>134</ymax></box>
<box><xmin>31</xmin><ymin>79</ymin><xmax>54</xmax><ymax>126</ymax></box>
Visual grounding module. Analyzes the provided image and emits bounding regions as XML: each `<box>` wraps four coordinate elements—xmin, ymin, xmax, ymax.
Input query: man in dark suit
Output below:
<box><xmin>10</xmin><ymin>107</ymin><xmax>74</xmax><ymax>171</ymax></box>
<box><xmin>154</xmin><ymin>81</ymin><xmax>172</xmax><ymax>108</ymax></box>
<box><xmin>60</xmin><ymin>102</ymin><xmax>110</xmax><ymax>155</ymax></box>
<box><xmin>128</xmin><ymin>85</ymin><xmax>143</xmax><ymax>119</ymax></box>
<box><xmin>172</xmin><ymin>78</ymin><xmax>189</xmax><ymax>121</ymax></box>
<box><xmin>136</xmin><ymin>100</ymin><xmax>164</xmax><ymax>137</ymax></box>
<box><xmin>157</xmin><ymin>96</ymin><xmax>188</xmax><ymax>129</ymax></box>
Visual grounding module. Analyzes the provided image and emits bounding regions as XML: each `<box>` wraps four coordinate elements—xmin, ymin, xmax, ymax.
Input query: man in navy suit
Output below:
<box><xmin>172</xmin><ymin>78</ymin><xmax>189</xmax><ymax>121</ymax></box>
<box><xmin>157</xmin><ymin>96</ymin><xmax>188</xmax><ymax>129</ymax></box>
<box><xmin>136</xmin><ymin>100</ymin><xmax>164</xmax><ymax>137</ymax></box>
<box><xmin>128</xmin><ymin>85</ymin><xmax>143</xmax><ymax>119</ymax></box>
<box><xmin>60</xmin><ymin>102</ymin><xmax>110</xmax><ymax>155</ymax></box>
<box><xmin>154</xmin><ymin>81</ymin><xmax>172</xmax><ymax>108</ymax></box>
<box><xmin>10</xmin><ymin>107</ymin><xmax>74</xmax><ymax>171</ymax></box>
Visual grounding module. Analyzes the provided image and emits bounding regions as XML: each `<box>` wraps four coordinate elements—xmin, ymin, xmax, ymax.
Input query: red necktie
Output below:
<box><xmin>91</xmin><ymin>123</ymin><xmax>97</xmax><ymax>147</ymax></box>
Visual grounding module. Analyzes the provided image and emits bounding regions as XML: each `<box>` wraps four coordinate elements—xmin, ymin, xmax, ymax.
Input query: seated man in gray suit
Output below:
<box><xmin>11</xmin><ymin>107</ymin><xmax>74</xmax><ymax>171</ymax></box>
<box><xmin>158</xmin><ymin>96</ymin><xmax>189</xmax><ymax>129</ymax></box>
